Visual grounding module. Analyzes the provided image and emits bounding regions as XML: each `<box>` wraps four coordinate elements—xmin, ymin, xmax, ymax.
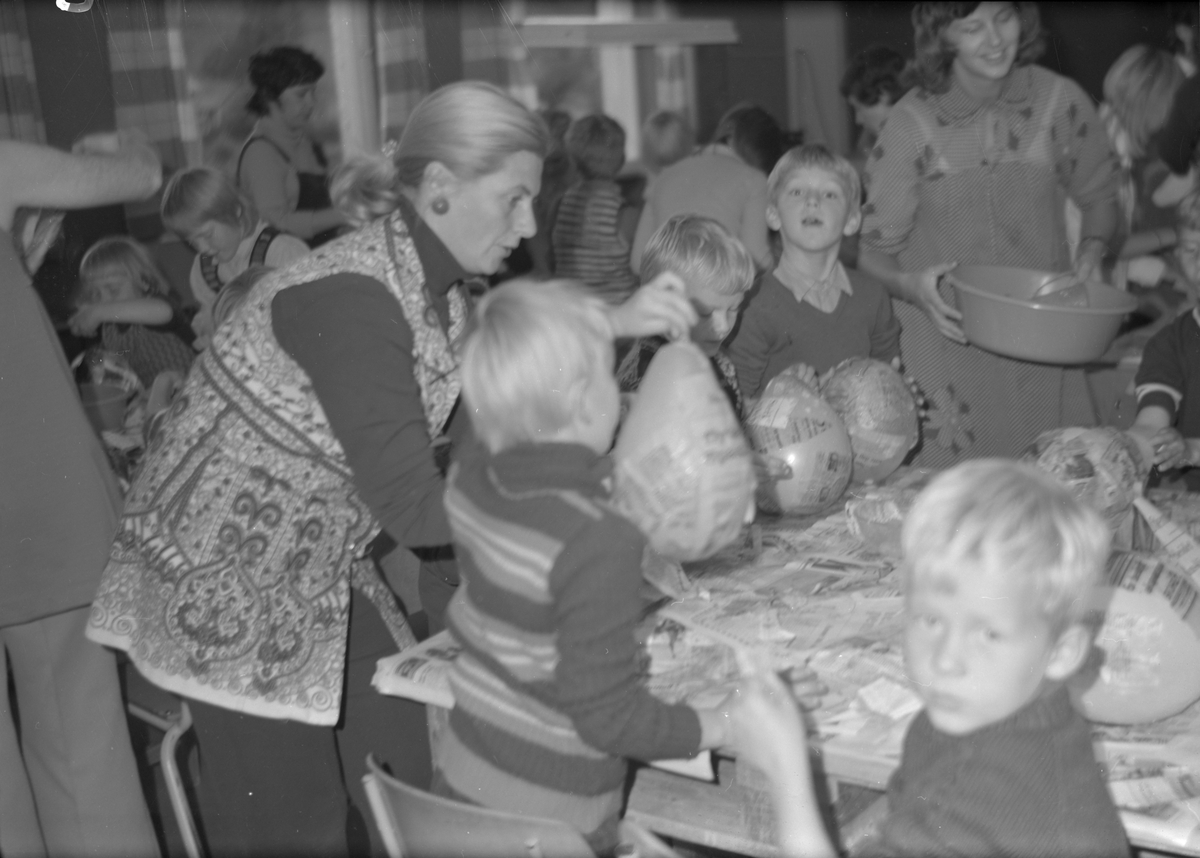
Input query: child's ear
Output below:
<box><xmin>1043</xmin><ymin>622</ymin><xmax>1091</xmax><ymax>682</ymax></box>
<box><xmin>765</xmin><ymin>204</ymin><xmax>781</xmax><ymax>232</ymax></box>
<box><xmin>843</xmin><ymin>209</ymin><xmax>863</xmax><ymax>237</ymax></box>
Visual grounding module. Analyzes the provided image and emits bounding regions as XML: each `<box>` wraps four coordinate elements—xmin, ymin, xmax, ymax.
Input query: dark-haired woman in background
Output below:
<box><xmin>859</xmin><ymin>1</ymin><xmax>1119</xmax><ymax>466</ymax></box>
<box><xmin>238</xmin><ymin>45</ymin><xmax>348</xmax><ymax>247</ymax></box>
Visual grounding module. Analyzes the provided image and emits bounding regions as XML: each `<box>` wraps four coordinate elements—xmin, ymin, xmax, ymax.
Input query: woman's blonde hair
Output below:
<box><xmin>1104</xmin><ymin>45</ymin><xmax>1185</xmax><ymax>159</ymax></box>
<box><xmin>79</xmin><ymin>236</ymin><xmax>171</xmax><ymax>302</ymax></box>
<box><xmin>161</xmin><ymin>166</ymin><xmax>257</xmax><ymax>238</ymax></box>
<box><xmin>332</xmin><ymin>81</ymin><xmax>550</xmax><ymax>227</ymax></box>
<box><xmin>461</xmin><ymin>278</ymin><xmax>612</xmax><ymax>454</ymax></box>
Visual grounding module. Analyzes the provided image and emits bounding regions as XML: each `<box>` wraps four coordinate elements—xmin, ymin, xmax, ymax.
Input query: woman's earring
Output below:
<box><xmin>431</xmin><ymin>197</ymin><xmax>450</xmax><ymax>215</ymax></box>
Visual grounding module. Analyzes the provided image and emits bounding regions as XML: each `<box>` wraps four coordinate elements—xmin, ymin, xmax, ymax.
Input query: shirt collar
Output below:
<box><xmin>396</xmin><ymin>195</ymin><xmax>473</xmax><ymax>297</ymax></box>
<box><xmin>927</xmin><ymin>64</ymin><xmax>1035</xmax><ymax>124</ymax></box>
<box><xmin>782</xmin><ymin>261</ymin><xmax>853</xmax><ymax>312</ymax></box>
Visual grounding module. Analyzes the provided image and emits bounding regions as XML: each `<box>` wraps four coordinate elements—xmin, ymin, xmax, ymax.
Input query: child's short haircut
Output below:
<box><xmin>161</xmin><ymin>166</ymin><xmax>257</xmax><ymax>237</ymax></box>
<box><xmin>1104</xmin><ymin>45</ymin><xmax>1185</xmax><ymax>159</ymax></box>
<box><xmin>640</xmin><ymin>215</ymin><xmax>756</xmax><ymax>298</ymax></box>
<box><xmin>213</xmin><ymin>265</ymin><xmax>272</xmax><ymax>329</ymax></box>
<box><xmin>767</xmin><ymin>144</ymin><xmax>862</xmax><ymax>220</ymax></box>
<box><xmin>902</xmin><ymin>459</ymin><xmax>1111</xmax><ymax>630</ymax></box>
<box><xmin>641</xmin><ymin>110</ymin><xmax>694</xmax><ymax>173</ymax></box>
<box><xmin>79</xmin><ymin>236</ymin><xmax>171</xmax><ymax>301</ymax></box>
<box><xmin>565</xmin><ymin>114</ymin><xmax>626</xmax><ymax>180</ymax></box>
<box><xmin>461</xmin><ymin>278</ymin><xmax>613</xmax><ymax>454</ymax></box>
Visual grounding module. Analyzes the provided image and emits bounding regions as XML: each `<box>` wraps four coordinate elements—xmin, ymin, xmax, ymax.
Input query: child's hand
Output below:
<box><xmin>908</xmin><ymin>262</ymin><xmax>964</xmax><ymax>344</ymax></box>
<box><xmin>68</xmin><ymin>303</ymin><xmax>106</xmax><ymax>337</ymax></box>
<box><xmin>776</xmin><ymin>362</ymin><xmax>819</xmax><ymax>389</ymax></box>
<box><xmin>1149</xmin><ymin>427</ymin><xmax>1192</xmax><ymax>470</ymax></box>
<box><xmin>607</xmin><ymin>272</ymin><xmax>697</xmax><ymax>340</ymax></box>
<box><xmin>730</xmin><ymin>668</ymin><xmax>810</xmax><ymax>785</ymax></box>
<box><xmin>890</xmin><ymin>357</ymin><xmax>928</xmax><ymax>419</ymax></box>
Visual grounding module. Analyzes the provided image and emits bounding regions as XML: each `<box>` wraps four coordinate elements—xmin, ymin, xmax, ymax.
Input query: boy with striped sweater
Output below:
<box><xmin>433</xmin><ymin>278</ymin><xmax>733</xmax><ymax>854</ymax></box>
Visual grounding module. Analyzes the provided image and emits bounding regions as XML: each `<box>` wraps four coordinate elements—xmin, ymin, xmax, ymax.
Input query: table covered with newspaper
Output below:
<box><xmin>374</xmin><ymin>474</ymin><xmax>1200</xmax><ymax>855</ymax></box>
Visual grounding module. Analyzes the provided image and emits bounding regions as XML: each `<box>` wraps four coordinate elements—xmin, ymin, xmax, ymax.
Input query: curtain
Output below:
<box><xmin>0</xmin><ymin>1</ymin><xmax>45</xmax><ymax>144</ymax></box>
<box><xmin>374</xmin><ymin>0</ymin><xmax>429</xmax><ymax>144</ymax></box>
<box><xmin>104</xmin><ymin>0</ymin><xmax>201</xmax><ymax>237</ymax></box>
<box><xmin>461</xmin><ymin>1</ymin><xmax>537</xmax><ymax>110</ymax></box>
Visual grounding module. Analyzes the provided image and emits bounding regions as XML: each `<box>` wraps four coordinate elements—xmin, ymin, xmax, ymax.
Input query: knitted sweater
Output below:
<box><xmin>726</xmin><ymin>266</ymin><xmax>900</xmax><ymax>400</ymax></box>
<box><xmin>552</xmin><ymin>178</ymin><xmax>638</xmax><ymax>304</ymax></box>
<box><xmin>438</xmin><ymin>440</ymin><xmax>702</xmax><ymax>851</ymax></box>
<box><xmin>869</xmin><ymin>687</ymin><xmax>1128</xmax><ymax>858</ymax></box>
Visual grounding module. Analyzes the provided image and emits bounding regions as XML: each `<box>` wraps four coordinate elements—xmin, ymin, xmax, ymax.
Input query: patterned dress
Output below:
<box><xmin>861</xmin><ymin>65</ymin><xmax>1119</xmax><ymax>465</ymax></box>
<box><xmin>86</xmin><ymin>211</ymin><xmax>463</xmax><ymax>724</ymax></box>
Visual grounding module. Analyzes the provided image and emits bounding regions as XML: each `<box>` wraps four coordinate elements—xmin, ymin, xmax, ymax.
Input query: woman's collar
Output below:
<box><xmin>931</xmin><ymin>64</ymin><xmax>1035</xmax><ymax>122</ymax></box>
<box><xmin>395</xmin><ymin>196</ymin><xmax>472</xmax><ymax>297</ymax></box>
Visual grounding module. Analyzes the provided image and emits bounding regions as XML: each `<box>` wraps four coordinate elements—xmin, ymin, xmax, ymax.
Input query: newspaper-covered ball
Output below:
<box><xmin>1025</xmin><ymin>426</ymin><xmax>1149</xmax><ymax>529</ymax></box>
<box><xmin>821</xmin><ymin>358</ymin><xmax>919</xmax><ymax>484</ymax></box>
<box><xmin>612</xmin><ymin>341</ymin><xmax>756</xmax><ymax>561</ymax></box>
<box><xmin>1073</xmin><ymin>551</ymin><xmax>1200</xmax><ymax>724</ymax></box>
<box><xmin>746</xmin><ymin>369</ymin><xmax>852</xmax><ymax>515</ymax></box>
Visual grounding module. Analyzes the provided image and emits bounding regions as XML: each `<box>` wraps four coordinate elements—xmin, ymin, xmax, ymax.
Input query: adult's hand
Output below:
<box><xmin>1072</xmin><ymin>237</ymin><xmax>1107</xmax><ymax>286</ymax></box>
<box><xmin>907</xmin><ymin>261</ymin><xmax>964</xmax><ymax>344</ymax></box>
<box><xmin>605</xmin><ymin>271</ymin><xmax>697</xmax><ymax>341</ymax></box>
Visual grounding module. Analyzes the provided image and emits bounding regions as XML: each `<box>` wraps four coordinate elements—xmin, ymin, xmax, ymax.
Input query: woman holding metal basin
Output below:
<box><xmin>859</xmin><ymin>1</ymin><xmax>1120</xmax><ymax>465</ymax></box>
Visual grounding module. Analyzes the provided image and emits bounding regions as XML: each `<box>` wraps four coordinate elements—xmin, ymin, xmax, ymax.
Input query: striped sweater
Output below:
<box><xmin>437</xmin><ymin>441</ymin><xmax>701</xmax><ymax>850</ymax></box>
<box><xmin>551</xmin><ymin>178</ymin><xmax>638</xmax><ymax>304</ymax></box>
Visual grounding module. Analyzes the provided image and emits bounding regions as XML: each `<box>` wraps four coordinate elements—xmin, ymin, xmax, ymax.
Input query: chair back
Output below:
<box><xmin>362</xmin><ymin>755</ymin><xmax>596</xmax><ymax>858</ymax></box>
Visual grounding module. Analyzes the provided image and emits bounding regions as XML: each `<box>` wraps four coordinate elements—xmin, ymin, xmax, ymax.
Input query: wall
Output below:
<box><xmin>683</xmin><ymin>1</ymin><xmax>789</xmax><ymax>144</ymax></box>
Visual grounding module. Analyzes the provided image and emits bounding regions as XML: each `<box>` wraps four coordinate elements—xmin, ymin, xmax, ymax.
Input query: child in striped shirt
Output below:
<box><xmin>552</xmin><ymin>115</ymin><xmax>640</xmax><ymax>304</ymax></box>
<box><xmin>433</xmin><ymin>278</ymin><xmax>734</xmax><ymax>854</ymax></box>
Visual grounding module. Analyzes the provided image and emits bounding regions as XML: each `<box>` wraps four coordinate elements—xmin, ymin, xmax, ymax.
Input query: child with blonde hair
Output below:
<box><xmin>727</xmin><ymin>143</ymin><xmax>900</xmax><ymax>399</ymax></box>
<box><xmin>436</xmin><ymin>277</ymin><xmax>738</xmax><ymax>854</ymax></box>
<box><xmin>71</xmin><ymin>236</ymin><xmax>195</xmax><ymax>388</ymax></box>
<box><xmin>160</xmin><ymin>166</ymin><xmax>308</xmax><ymax>348</ymax></box>
<box><xmin>618</xmin><ymin>214</ymin><xmax>756</xmax><ymax>415</ymax></box>
<box><xmin>1100</xmin><ymin>44</ymin><xmax>1186</xmax><ymax>247</ymax></box>
<box><xmin>732</xmin><ymin>459</ymin><xmax>1127</xmax><ymax>858</ymax></box>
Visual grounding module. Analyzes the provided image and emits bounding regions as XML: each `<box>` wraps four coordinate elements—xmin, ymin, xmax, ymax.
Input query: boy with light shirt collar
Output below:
<box><xmin>727</xmin><ymin>144</ymin><xmax>901</xmax><ymax>401</ymax></box>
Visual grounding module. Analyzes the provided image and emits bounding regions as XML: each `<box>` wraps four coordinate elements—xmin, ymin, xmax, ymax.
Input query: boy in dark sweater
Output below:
<box><xmin>726</xmin><ymin>143</ymin><xmax>900</xmax><ymax>399</ymax></box>
<box><xmin>731</xmin><ymin>459</ymin><xmax>1129</xmax><ymax>858</ymax></box>
<box><xmin>433</xmin><ymin>278</ymin><xmax>734</xmax><ymax>854</ymax></box>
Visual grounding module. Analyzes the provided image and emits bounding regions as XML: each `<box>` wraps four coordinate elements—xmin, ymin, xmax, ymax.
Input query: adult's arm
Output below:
<box><xmin>857</xmin><ymin>106</ymin><xmax>965</xmax><ymax>342</ymax></box>
<box><xmin>272</xmin><ymin>274</ymin><xmax>453</xmax><ymax>548</ymax></box>
<box><xmin>740</xmin><ymin>174</ymin><xmax>773</xmax><ymax>270</ymax></box>
<box><xmin>1158</xmin><ymin>75</ymin><xmax>1200</xmax><ymax>176</ymax></box>
<box><xmin>0</xmin><ymin>136</ymin><xmax>161</xmax><ymax>231</ymax></box>
<box><xmin>239</xmin><ymin>139</ymin><xmax>345</xmax><ymax>241</ymax></box>
<box><xmin>1058</xmin><ymin>77</ymin><xmax>1121</xmax><ymax>282</ymax></box>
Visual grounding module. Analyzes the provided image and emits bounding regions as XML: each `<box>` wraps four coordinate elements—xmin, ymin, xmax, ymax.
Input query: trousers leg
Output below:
<box><xmin>3</xmin><ymin>606</ymin><xmax>160</xmax><ymax>858</ymax></box>
<box><xmin>0</xmin><ymin>641</ymin><xmax>47</xmax><ymax>858</ymax></box>
<box><xmin>188</xmin><ymin>698</ymin><xmax>350</xmax><ymax>858</ymax></box>
<box><xmin>337</xmin><ymin>589</ymin><xmax>432</xmax><ymax>857</ymax></box>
